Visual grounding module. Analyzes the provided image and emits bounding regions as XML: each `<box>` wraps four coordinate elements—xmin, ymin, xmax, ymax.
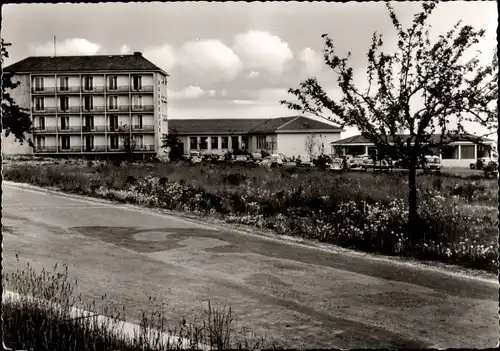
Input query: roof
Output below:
<box><xmin>3</xmin><ymin>53</ymin><xmax>168</xmax><ymax>76</ymax></box>
<box><xmin>332</xmin><ymin>133</ymin><xmax>495</xmax><ymax>145</ymax></box>
<box><xmin>168</xmin><ymin>116</ymin><xmax>342</xmax><ymax>135</ymax></box>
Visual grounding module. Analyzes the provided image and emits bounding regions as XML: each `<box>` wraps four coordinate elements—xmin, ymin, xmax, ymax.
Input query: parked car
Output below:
<box><xmin>259</xmin><ymin>156</ymin><xmax>273</xmax><ymax>168</ymax></box>
<box><xmin>422</xmin><ymin>155</ymin><xmax>441</xmax><ymax>174</ymax></box>
<box><xmin>483</xmin><ymin>160</ymin><xmax>498</xmax><ymax>178</ymax></box>
<box><xmin>329</xmin><ymin>158</ymin><xmax>343</xmax><ymax>172</ymax></box>
<box><xmin>470</xmin><ymin>157</ymin><xmax>492</xmax><ymax>170</ymax></box>
<box><xmin>233</xmin><ymin>154</ymin><xmax>251</xmax><ymax>163</ymax></box>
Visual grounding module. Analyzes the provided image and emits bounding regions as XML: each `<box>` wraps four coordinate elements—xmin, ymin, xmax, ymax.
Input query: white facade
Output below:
<box><xmin>276</xmin><ymin>132</ymin><xmax>342</xmax><ymax>161</ymax></box>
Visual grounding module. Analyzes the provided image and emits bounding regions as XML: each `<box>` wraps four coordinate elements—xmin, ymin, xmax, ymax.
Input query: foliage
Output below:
<box><xmin>304</xmin><ymin>134</ymin><xmax>318</xmax><ymax>160</ymax></box>
<box><xmin>161</xmin><ymin>129</ymin><xmax>184</xmax><ymax>161</ymax></box>
<box><xmin>1</xmin><ymin>39</ymin><xmax>33</xmax><ymax>146</ymax></box>
<box><xmin>280</xmin><ymin>2</ymin><xmax>498</xmax><ymax>245</ymax></box>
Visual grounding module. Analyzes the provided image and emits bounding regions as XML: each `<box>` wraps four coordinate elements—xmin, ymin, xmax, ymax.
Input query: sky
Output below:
<box><xmin>2</xmin><ymin>1</ymin><xmax>498</xmax><ymax>139</ymax></box>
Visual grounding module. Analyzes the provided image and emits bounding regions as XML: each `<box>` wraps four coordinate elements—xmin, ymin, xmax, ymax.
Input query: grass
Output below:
<box><xmin>2</xmin><ymin>256</ymin><xmax>265</xmax><ymax>351</ymax></box>
<box><xmin>2</xmin><ymin>158</ymin><xmax>498</xmax><ymax>273</ymax></box>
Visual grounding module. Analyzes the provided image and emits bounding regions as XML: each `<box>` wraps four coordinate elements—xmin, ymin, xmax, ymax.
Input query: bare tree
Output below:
<box><xmin>316</xmin><ymin>134</ymin><xmax>326</xmax><ymax>156</ymax></box>
<box><xmin>281</xmin><ymin>1</ymin><xmax>497</xmax><ymax>248</ymax></box>
<box><xmin>304</xmin><ymin>133</ymin><xmax>318</xmax><ymax>161</ymax></box>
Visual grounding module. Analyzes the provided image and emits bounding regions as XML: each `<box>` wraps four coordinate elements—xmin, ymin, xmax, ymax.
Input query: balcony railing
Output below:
<box><xmin>82</xmin><ymin>126</ymin><xmax>106</xmax><ymax>133</ymax></box>
<box><xmin>57</xmin><ymin>86</ymin><xmax>81</xmax><ymax>93</ymax></box>
<box><xmin>33</xmin><ymin>146</ymin><xmax>58</xmax><ymax>153</ymax></box>
<box><xmin>58</xmin><ymin>106</ymin><xmax>81</xmax><ymax>113</ymax></box>
<box><xmin>131</xmin><ymin>105</ymin><xmax>154</xmax><ymax>112</ymax></box>
<box><xmin>135</xmin><ymin>144</ymin><xmax>155</xmax><ymax>151</ymax></box>
<box><xmin>131</xmin><ymin>85</ymin><xmax>154</xmax><ymax>93</ymax></box>
<box><xmin>83</xmin><ymin>146</ymin><xmax>107</xmax><ymax>153</ymax></box>
<box><xmin>132</xmin><ymin>125</ymin><xmax>155</xmax><ymax>132</ymax></box>
<box><xmin>58</xmin><ymin>127</ymin><xmax>82</xmax><ymax>133</ymax></box>
<box><xmin>82</xmin><ymin>86</ymin><xmax>105</xmax><ymax>93</ymax></box>
<box><xmin>107</xmin><ymin>106</ymin><xmax>130</xmax><ymax>112</ymax></box>
<box><xmin>32</xmin><ymin>87</ymin><xmax>56</xmax><ymax>94</ymax></box>
<box><xmin>107</xmin><ymin>125</ymin><xmax>131</xmax><ymax>133</ymax></box>
<box><xmin>58</xmin><ymin>146</ymin><xmax>83</xmax><ymax>153</ymax></box>
<box><xmin>82</xmin><ymin>106</ymin><xmax>106</xmax><ymax>113</ymax></box>
<box><xmin>32</xmin><ymin>107</ymin><xmax>57</xmax><ymax>113</ymax></box>
<box><xmin>107</xmin><ymin>86</ymin><xmax>130</xmax><ymax>93</ymax></box>
<box><xmin>33</xmin><ymin>126</ymin><xmax>57</xmax><ymax>133</ymax></box>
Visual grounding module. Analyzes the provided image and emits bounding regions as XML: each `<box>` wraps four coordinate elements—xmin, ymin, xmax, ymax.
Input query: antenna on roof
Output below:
<box><xmin>53</xmin><ymin>36</ymin><xmax>56</xmax><ymax>57</ymax></box>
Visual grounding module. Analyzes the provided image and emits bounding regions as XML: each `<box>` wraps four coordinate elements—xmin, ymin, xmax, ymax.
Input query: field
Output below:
<box><xmin>2</xmin><ymin>157</ymin><xmax>498</xmax><ymax>273</ymax></box>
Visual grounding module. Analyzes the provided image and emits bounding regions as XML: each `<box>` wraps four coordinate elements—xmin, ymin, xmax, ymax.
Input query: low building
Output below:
<box><xmin>2</xmin><ymin>52</ymin><xmax>169</xmax><ymax>159</ymax></box>
<box><xmin>168</xmin><ymin>116</ymin><xmax>343</xmax><ymax>160</ymax></box>
<box><xmin>331</xmin><ymin>133</ymin><xmax>498</xmax><ymax>168</ymax></box>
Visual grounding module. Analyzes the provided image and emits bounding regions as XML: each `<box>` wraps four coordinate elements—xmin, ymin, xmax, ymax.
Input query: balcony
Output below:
<box><xmin>32</xmin><ymin>107</ymin><xmax>57</xmax><ymax>114</ymax></box>
<box><xmin>107</xmin><ymin>125</ymin><xmax>131</xmax><ymax>133</ymax></box>
<box><xmin>58</xmin><ymin>127</ymin><xmax>82</xmax><ymax>134</ymax></box>
<box><xmin>33</xmin><ymin>146</ymin><xmax>58</xmax><ymax>153</ymax></box>
<box><xmin>32</xmin><ymin>87</ymin><xmax>56</xmax><ymax>95</ymax></box>
<box><xmin>131</xmin><ymin>85</ymin><xmax>154</xmax><ymax>93</ymax></box>
<box><xmin>107</xmin><ymin>106</ymin><xmax>130</xmax><ymax>113</ymax></box>
<box><xmin>58</xmin><ymin>146</ymin><xmax>83</xmax><ymax>153</ymax></box>
<box><xmin>58</xmin><ymin>106</ymin><xmax>81</xmax><ymax>114</ymax></box>
<box><xmin>135</xmin><ymin>144</ymin><xmax>156</xmax><ymax>152</ymax></box>
<box><xmin>107</xmin><ymin>86</ymin><xmax>130</xmax><ymax>93</ymax></box>
<box><xmin>83</xmin><ymin>146</ymin><xmax>107</xmax><ymax>153</ymax></box>
<box><xmin>33</xmin><ymin>126</ymin><xmax>57</xmax><ymax>134</ymax></box>
<box><xmin>82</xmin><ymin>126</ymin><xmax>106</xmax><ymax>133</ymax></box>
<box><xmin>57</xmin><ymin>86</ymin><xmax>80</xmax><ymax>94</ymax></box>
<box><xmin>131</xmin><ymin>105</ymin><xmax>154</xmax><ymax>112</ymax></box>
<box><xmin>132</xmin><ymin>125</ymin><xmax>155</xmax><ymax>132</ymax></box>
<box><xmin>82</xmin><ymin>86</ymin><xmax>105</xmax><ymax>94</ymax></box>
<box><xmin>82</xmin><ymin>106</ymin><xmax>106</xmax><ymax>113</ymax></box>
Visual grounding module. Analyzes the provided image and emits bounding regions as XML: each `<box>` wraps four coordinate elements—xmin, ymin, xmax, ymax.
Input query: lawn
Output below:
<box><xmin>2</xmin><ymin>157</ymin><xmax>498</xmax><ymax>272</ymax></box>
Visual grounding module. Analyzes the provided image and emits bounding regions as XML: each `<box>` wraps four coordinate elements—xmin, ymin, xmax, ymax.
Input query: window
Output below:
<box><xmin>34</xmin><ymin>97</ymin><xmax>45</xmax><ymax>111</ymax></box>
<box><xmin>242</xmin><ymin>136</ymin><xmax>249</xmax><ymax>150</ymax></box>
<box><xmin>136</xmin><ymin>115</ymin><xmax>143</xmax><ymax>129</ymax></box>
<box><xmin>60</xmin><ymin>116</ymin><xmax>69</xmax><ymax>130</ymax></box>
<box><xmin>460</xmin><ymin>145</ymin><xmax>475</xmax><ymax>159</ymax></box>
<box><xmin>441</xmin><ymin>145</ymin><xmax>459</xmax><ymax>159</ymax></box>
<box><xmin>34</xmin><ymin>77</ymin><xmax>44</xmax><ymax>92</ymax></box>
<box><xmin>133</xmin><ymin>95</ymin><xmax>143</xmax><ymax>109</ymax></box>
<box><xmin>108</xmin><ymin>76</ymin><xmax>118</xmax><ymax>90</ymax></box>
<box><xmin>84</xmin><ymin>76</ymin><xmax>93</xmax><ymax>90</ymax></box>
<box><xmin>211</xmin><ymin>137</ymin><xmax>219</xmax><ymax>150</ymax></box>
<box><xmin>135</xmin><ymin>135</ymin><xmax>144</xmax><ymax>148</ymax></box>
<box><xmin>84</xmin><ymin>116</ymin><xmax>94</xmax><ymax>131</ymax></box>
<box><xmin>200</xmin><ymin>137</ymin><xmax>208</xmax><ymax>150</ymax></box>
<box><xmin>60</xmin><ymin>96</ymin><xmax>69</xmax><ymax>111</ymax></box>
<box><xmin>83</xmin><ymin>96</ymin><xmax>94</xmax><ymax>111</ymax></box>
<box><xmin>108</xmin><ymin>96</ymin><xmax>118</xmax><ymax>110</ymax></box>
<box><xmin>110</xmin><ymin>135</ymin><xmax>119</xmax><ymax>150</ymax></box>
<box><xmin>85</xmin><ymin>136</ymin><xmax>94</xmax><ymax>151</ymax></box>
<box><xmin>61</xmin><ymin>135</ymin><xmax>71</xmax><ymax>150</ymax></box>
<box><xmin>256</xmin><ymin>136</ymin><xmax>266</xmax><ymax>150</ymax></box>
<box><xmin>477</xmin><ymin>144</ymin><xmax>490</xmax><ymax>158</ymax></box>
<box><xmin>38</xmin><ymin>116</ymin><xmax>45</xmax><ymax>130</ymax></box>
<box><xmin>36</xmin><ymin>135</ymin><xmax>46</xmax><ymax>149</ymax></box>
<box><xmin>132</xmin><ymin>75</ymin><xmax>142</xmax><ymax>90</ymax></box>
<box><xmin>59</xmin><ymin>77</ymin><xmax>69</xmax><ymax>91</ymax></box>
<box><xmin>190</xmin><ymin>137</ymin><xmax>198</xmax><ymax>150</ymax></box>
<box><xmin>109</xmin><ymin>115</ymin><xmax>118</xmax><ymax>130</ymax></box>
<box><xmin>221</xmin><ymin>136</ymin><xmax>229</xmax><ymax>149</ymax></box>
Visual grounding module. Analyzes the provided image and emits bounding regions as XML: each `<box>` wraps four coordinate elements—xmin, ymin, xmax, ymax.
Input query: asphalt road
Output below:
<box><xmin>2</xmin><ymin>182</ymin><xmax>498</xmax><ymax>349</ymax></box>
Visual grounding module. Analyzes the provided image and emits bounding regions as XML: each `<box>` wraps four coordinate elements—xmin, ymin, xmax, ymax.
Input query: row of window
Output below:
<box><xmin>36</xmin><ymin>135</ymin><xmax>146</xmax><ymax>150</ymax></box>
<box><xmin>189</xmin><ymin>136</ymin><xmax>249</xmax><ymax>151</ymax></box>
<box><xmin>36</xmin><ymin>115</ymin><xmax>146</xmax><ymax>130</ymax></box>
<box><xmin>33</xmin><ymin>75</ymin><xmax>148</xmax><ymax>91</ymax></box>
<box><xmin>33</xmin><ymin>96</ymin><xmax>149</xmax><ymax>111</ymax></box>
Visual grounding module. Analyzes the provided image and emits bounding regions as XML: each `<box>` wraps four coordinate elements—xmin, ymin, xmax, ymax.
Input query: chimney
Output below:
<box><xmin>133</xmin><ymin>51</ymin><xmax>142</xmax><ymax>56</ymax></box>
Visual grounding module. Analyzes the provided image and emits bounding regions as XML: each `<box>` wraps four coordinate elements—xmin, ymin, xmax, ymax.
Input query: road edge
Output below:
<box><xmin>3</xmin><ymin>180</ymin><xmax>498</xmax><ymax>285</ymax></box>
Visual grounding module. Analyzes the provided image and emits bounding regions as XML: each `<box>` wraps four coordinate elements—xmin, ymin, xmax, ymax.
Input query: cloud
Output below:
<box><xmin>178</xmin><ymin>39</ymin><xmax>243</xmax><ymax>81</ymax></box>
<box><xmin>170</xmin><ymin>85</ymin><xmax>218</xmax><ymax>99</ymax></box>
<box><xmin>120</xmin><ymin>44</ymin><xmax>131</xmax><ymax>54</ymax></box>
<box><xmin>247</xmin><ymin>71</ymin><xmax>261</xmax><ymax>79</ymax></box>
<box><xmin>143</xmin><ymin>44</ymin><xmax>177</xmax><ymax>72</ymax></box>
<box><xmin>34</xmin><ymin>38</ymin><xmax>101</xmax><ymax>56</ymax></box>
<box><xmin>298</xmin><ymin>47</ymin><xmax>324</xmax><ymax>76</ymax></box>
<box><xmin>233</xmin><ymin>30</ymin><xmax>294</xmax><ymax>76</ymax></box>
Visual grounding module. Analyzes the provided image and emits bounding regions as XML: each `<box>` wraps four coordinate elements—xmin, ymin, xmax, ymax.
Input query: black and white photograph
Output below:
<box><xmin>0</xmin><ymin>1</ymin><xmax>498</xmax><ymax>350</ymax></box>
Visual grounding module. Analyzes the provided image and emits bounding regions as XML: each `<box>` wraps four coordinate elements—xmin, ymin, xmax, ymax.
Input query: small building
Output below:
<box><xmin>331</xmin><ymin>133</ymin><xmax>497</xmax><ymax>168</ymax></box>
<box><xmin>169</xmin><ymin>116</ymin><xmax>343</xmax><ymax>161</ymax></box>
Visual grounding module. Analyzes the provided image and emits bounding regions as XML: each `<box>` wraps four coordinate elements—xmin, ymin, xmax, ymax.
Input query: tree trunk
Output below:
<box><xmin>407</xmin><ymin>159</ymin><xmax>419</xmax><ymax>251</ymax></box>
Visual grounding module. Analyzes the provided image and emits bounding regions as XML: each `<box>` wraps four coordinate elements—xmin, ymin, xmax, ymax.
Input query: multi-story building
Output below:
<box><xmin>2</xmin><ymin>52</ymin><xmax>168</xmax><ymax>159</ymax></box>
